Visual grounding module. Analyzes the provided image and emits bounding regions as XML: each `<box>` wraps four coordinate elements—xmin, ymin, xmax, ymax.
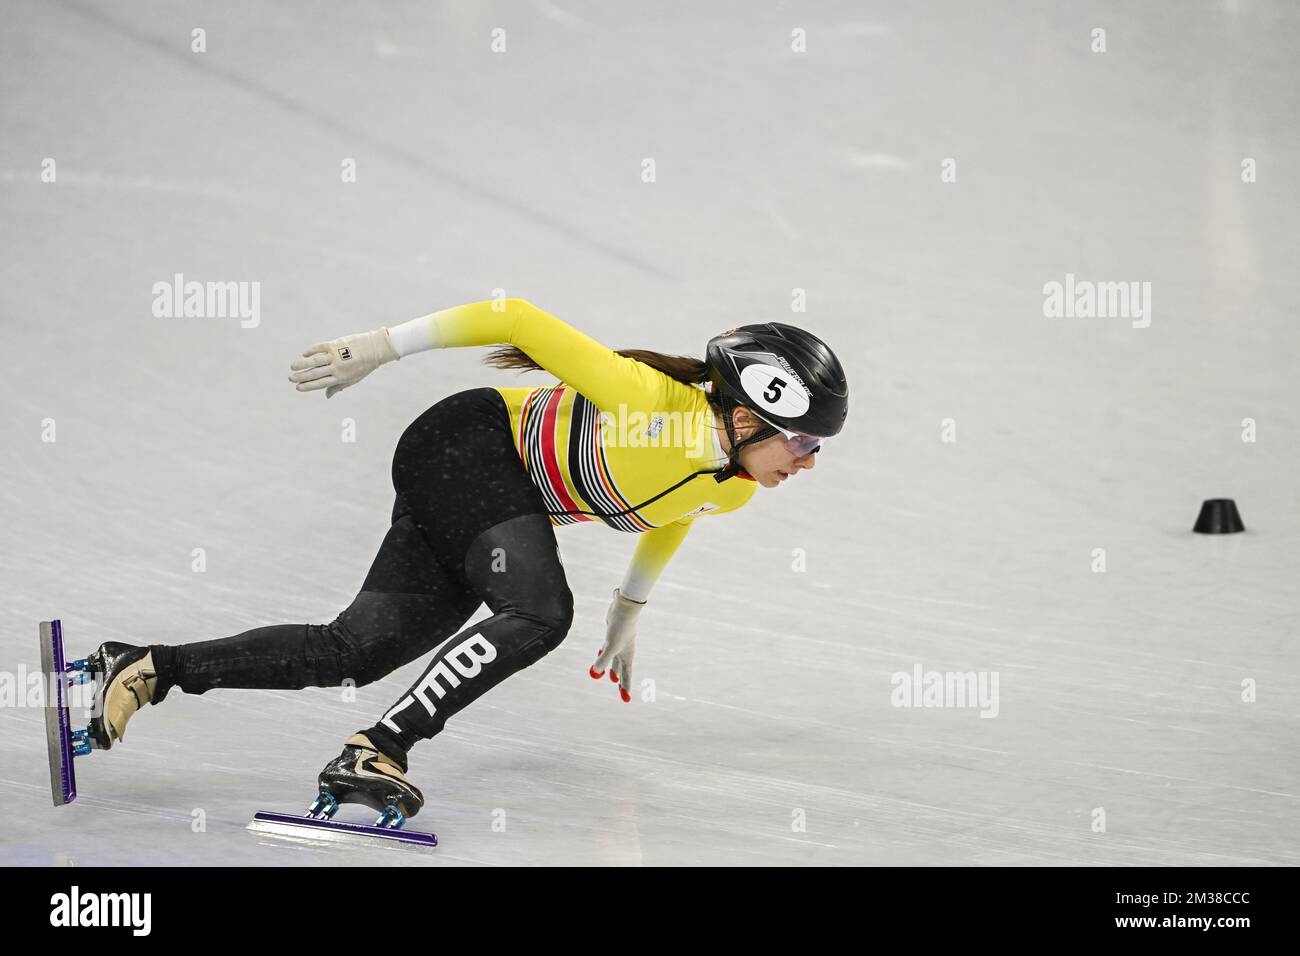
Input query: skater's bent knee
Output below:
<box><xmin>538</xmin><ymin>585</ymin><xmax>575</xmax><ymax>636</ymax></box>
<box><xmin>309</xmin><ymin>617</ymin><xmax>396</xmax><ymax>689</ymax></box>
<box><xmin>515</xmin><ymin>587</ymin><xmax>574</xmax><ymax>656</ymax></box>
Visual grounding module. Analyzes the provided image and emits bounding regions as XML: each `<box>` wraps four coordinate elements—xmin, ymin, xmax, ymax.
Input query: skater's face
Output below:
<box><xmin>723</xmin><ymin>407</ymin><xmax>819</xmax><ymax>489</ymax></box>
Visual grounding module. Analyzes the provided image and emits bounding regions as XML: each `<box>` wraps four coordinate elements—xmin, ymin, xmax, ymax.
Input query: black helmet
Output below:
<box><xmin>706</xmin><ymin>322</ymin><xmax>848</xmax><ymax>438</ymax></box>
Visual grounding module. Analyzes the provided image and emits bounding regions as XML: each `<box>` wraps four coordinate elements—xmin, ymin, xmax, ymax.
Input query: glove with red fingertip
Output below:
<box><xmin>589</xmin><ymin>588</ymin><xmax>645</xmax><ymax>703</ymax></box>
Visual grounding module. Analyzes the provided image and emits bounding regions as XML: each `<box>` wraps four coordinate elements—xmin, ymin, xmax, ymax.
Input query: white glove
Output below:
<box><xmin>589</xmin><ymin>588</ymin><xmax>645</xmax><ymax>703</ymax></box>
<box><xmin>288</xmin><ymin>328</ymin><xmax>399</xmax><ymax>398</ymax></box>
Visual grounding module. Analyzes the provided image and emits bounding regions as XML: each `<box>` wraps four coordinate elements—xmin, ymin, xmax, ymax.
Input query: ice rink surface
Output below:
<box><xmin>1</xmin><ymin>1</ymin><xmax>1297</xmax><ymax>866</ymax></box>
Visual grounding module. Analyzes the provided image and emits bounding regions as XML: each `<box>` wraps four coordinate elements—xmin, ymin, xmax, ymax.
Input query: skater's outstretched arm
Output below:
<box><xmin>620</xmin><ymin>518</ymin><xmax>692</xmax><ymax>602</ymax></box>
<box><xmin>289</xmin><ymin>298</ymin><xmax>667</xmax><ymax>411</ymax></box>
<box><xmin>388</xmin><ymin>299</ymin><xmax>667</xmax><ymax>413</ymax></box>
<box><xmin>617</xmin><ymin>489</ymin><xmax>749</xmax><ymax>601</ymax></box>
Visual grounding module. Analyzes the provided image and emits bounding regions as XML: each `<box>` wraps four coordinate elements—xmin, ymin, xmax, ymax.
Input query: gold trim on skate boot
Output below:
<box><xmin>105</xmin><ymin>652</ymin><xmax>158</xmax><ymax>743</ymax></box>
<box><xmin>345</xmin><ymin>733</ymin><xmax>407</xmax><ymax>778</ymax></box>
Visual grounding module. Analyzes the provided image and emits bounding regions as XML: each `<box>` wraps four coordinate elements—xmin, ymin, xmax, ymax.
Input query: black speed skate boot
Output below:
<box><xmin>87</xmin><ymin>643</ymin><xmax>159</xmax><ymax>751</ymax></box>
<box><xmin>313</xmin><ymin>733</ymin><xmax>424</xmax><ymax>829</ymax></box>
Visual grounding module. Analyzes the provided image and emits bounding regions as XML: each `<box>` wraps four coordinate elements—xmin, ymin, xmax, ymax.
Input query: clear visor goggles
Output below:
<box><xmin>750</xmin><ymin>410</ymin><xmax>826</xmax><ymax>457</ymax></box>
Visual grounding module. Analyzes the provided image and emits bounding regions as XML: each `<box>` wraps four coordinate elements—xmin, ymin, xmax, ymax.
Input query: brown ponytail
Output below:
<box><xmin>483</xmin><ymin>345</ymin><xmax>778</xmax><ymax>449</ymax></box>
<box><xmin>484</xmin><ymin>346</ymin><xmax>717</xmax><ymax>396</ymax></box>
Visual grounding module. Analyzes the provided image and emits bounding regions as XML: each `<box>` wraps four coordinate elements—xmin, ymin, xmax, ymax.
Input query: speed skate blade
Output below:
<box><xmin>40</xmin><ymin>620</ymin><xmax>77</xmax><ymax>806</ymax></box>
<box><xmin>248</xmin><ymin>812</ymin><xmax>438</xmax><ymax>848</ymax></box>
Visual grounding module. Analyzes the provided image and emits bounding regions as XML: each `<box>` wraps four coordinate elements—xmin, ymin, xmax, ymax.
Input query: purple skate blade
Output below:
<box><xmin>248</xmin><ymin>812</ymin><xmax>438</xmax><ymax>848</ymax></box>
<box><xmin>40</xmin><ymin>620</ymin><xmax>77</xmax><ymax>806</ymax></box>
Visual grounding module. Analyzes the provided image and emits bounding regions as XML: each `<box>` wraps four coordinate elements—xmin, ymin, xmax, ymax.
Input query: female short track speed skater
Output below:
<box><xmin>83</xmin><ymin>298</ymin><xmax>848</xmax><ymax>825</ymax></box>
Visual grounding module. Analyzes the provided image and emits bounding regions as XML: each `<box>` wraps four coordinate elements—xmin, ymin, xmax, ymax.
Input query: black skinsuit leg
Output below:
<box><xmin>149</xmin><ymin>388</ymin><xmax>573</xmax><ymax>764</ymax></box>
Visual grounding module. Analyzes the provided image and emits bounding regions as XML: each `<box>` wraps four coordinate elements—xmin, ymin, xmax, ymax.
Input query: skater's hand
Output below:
<box><xmin>590</xmin><ymin>588</ymin><xmax>645</xmax><ymax>703</ymax></box>
<box><xmin>288</xmin><ymin>328</ymin><xmax>399</xmax><ymax>398</ymax></box>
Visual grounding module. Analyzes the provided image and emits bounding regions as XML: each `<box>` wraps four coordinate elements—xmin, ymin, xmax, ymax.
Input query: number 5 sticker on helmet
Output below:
<box><xmin>740</xmin><ymin>364</ymin><xmax>811</xmax><ymax>417</ymax></box>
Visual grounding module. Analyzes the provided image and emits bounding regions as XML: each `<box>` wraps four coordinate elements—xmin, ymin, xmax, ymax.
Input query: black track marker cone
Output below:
<box><xmin>1193</xmin><ymin>499</ymin><xmax>1244</xmax><ymax>534</ymax></box>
